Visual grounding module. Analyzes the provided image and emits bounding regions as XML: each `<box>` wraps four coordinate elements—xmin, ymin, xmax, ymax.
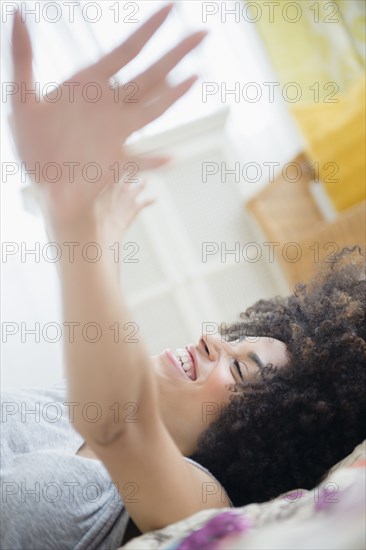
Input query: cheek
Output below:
<box><xmin>201</xmin><ymin>373</ymin><xmax>233</xmax><ymax>406</ymax></box>
<box><xmin>197</xmin><ymin>376</ymin><xmax>233</xmax><ymax>426</ymax></box>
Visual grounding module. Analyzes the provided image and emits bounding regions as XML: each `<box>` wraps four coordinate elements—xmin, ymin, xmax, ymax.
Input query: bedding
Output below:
<box><xmin>120</xmin><ymin>440</ymin><xmax>366</xmax><ymax>549</ymax></box>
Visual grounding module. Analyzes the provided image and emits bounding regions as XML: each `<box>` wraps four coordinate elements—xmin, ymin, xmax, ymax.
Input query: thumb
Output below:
<box><xmin>137</xmin><ymin>197</ymin><xmax>156</xmax><ymax>212</ymax></box>
<box><xmin>11</xmin><ymin>10</ymin><xmax>34</xmax><ymax>103</ymax></box>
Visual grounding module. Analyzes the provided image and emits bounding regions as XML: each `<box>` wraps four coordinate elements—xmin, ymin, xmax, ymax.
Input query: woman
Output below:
<box><xmin>2</xmin><ymin>5</ymin><xmax>365</xmax><ymax>549</ymax></box>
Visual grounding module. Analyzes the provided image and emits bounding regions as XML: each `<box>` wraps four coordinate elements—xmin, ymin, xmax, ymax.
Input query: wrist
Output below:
<box><xmin>51</xmin><ymin>217</ymin><xmax>99</xmax><ymax>245</ymax></box>
<box><xmin>38</xmin><ymin>190</ymin><xmax>124</xmax><ymax>278</ymax></box>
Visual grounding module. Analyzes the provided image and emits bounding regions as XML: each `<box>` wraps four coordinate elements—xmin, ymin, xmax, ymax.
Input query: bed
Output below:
<box><xmin>120</xmin><ymin>440</ymin><xmax>366</xmax><ymax>549</ymax></box>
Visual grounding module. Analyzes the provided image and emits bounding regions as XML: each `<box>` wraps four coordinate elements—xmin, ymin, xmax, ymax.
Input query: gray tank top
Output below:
<box><xmin>1</xmin><ymin>380</ymin><xmax>229</xmax><ymax>549</ymax></box>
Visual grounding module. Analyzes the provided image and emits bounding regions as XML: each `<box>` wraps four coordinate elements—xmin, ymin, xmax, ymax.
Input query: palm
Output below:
<box><xmin>10</xmin><ymin>6</ymin><xmax>205</xmax><ymax>226</ymax></box>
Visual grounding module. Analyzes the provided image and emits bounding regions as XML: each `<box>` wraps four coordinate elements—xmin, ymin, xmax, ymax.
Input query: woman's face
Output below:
<box><xmin>150</xmin><ymin>333</ymin><xmax>288</xmax><ymax>454</ymax></box>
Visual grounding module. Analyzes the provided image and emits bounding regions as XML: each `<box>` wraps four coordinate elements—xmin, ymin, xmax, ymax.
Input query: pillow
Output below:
<box><xmin>328</xmin><ymin>439</ymin><xmax>366</xmax><ymax>474</ymax></box>
<box><xmin>120</xmin><ymin>440</ymin><xmax>366</xmax><ymax>549</ymax></box>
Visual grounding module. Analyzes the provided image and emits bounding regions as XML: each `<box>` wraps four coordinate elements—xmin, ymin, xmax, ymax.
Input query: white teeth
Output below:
<box><xmin>176</xmin><ymin>350</ymin><xmax>191</xmax><ymax>366</ymax></box>
<box><xmin>174</xmin><ymin>350</ymin><xmax>195</xmax><ymax>380</ymax></box>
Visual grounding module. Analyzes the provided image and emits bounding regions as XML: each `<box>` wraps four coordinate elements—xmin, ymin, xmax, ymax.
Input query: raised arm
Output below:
<box><xmin>10</xmin><ymin>4</ymin><xmax>206</xmax><ymax>438</ymax></box>
<box><xmin>9</xmin><ymin>8</ymin><xmax>231</xmax><ymax>533</ymax></box>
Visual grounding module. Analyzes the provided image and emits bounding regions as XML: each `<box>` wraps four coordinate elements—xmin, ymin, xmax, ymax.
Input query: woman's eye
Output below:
<box><xmin>232</xmin><ymin>359</ymin><xmax>244</xmax><ymax>380</ymax></box>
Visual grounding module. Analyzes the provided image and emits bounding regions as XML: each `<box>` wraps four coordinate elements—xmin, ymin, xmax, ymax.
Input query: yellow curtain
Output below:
<box><xmin>251</xmin><ymin>0</ymin><xmax>366</xmax><ymax>211</ymax></box>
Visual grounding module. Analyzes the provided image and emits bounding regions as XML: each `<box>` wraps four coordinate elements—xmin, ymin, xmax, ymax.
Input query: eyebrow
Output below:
<box><xmin>247</xmin><ymin>351</ymin><xmax>265</xmax><ymax>370</ymax></box>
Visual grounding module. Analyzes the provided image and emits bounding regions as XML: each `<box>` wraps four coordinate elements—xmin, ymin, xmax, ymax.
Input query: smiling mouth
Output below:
<box><xmin>165</xmin><ymin>348</ymin><xmax>196</xmax><ymax>381</ymax></box>
<box><xmin>175</xmin><ymin>348</ymin><xmax>196</xmax><ymax>381</ymax></box>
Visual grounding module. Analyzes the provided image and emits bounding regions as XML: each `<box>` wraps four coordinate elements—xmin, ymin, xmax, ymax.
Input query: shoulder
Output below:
<box><xmin>183</xmin><ymin>457</ymin><xmax>233</xmax><ymax>508</ymax></box>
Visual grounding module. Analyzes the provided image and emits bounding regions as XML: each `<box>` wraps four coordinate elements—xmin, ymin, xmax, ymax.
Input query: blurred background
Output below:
<box><xmin>1</xmin><ymin>0</ymin><xmax>365</xmax><ymax>387</ymax></box>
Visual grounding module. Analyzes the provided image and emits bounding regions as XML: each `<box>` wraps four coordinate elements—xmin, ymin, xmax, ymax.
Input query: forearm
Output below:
<box><xmin>56</xmin><ymin>220</ymin><xmax>158</xmax><ymax>442</ymax></box>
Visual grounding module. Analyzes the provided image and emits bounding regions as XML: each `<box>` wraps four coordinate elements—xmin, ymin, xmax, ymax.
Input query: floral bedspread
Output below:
<box><xmin>121</xmin><ymin>441</ymin><xmax>365</xmax><ymax>550</ymax></box>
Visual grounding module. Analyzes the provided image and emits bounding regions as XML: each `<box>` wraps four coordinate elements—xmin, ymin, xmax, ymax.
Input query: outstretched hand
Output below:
<box><xmin>10</xmin><ymin>4</ymin><xmax>206</xmax><ymax>231</ymax></box>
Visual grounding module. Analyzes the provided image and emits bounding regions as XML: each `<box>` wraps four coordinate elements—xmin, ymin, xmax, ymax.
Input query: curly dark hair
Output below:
<box><xmin>190</xmin><ymin>246</ymin><xmax>366</xmax><ymax>507</ymax></box>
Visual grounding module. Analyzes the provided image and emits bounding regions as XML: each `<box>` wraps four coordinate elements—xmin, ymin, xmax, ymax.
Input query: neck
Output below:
<box><xmin>158</xmin><ymin>402</ymin><xmax>199</xmax><ymax>457</ymax></box>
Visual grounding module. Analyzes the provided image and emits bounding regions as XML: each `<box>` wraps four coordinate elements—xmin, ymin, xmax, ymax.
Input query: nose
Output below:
<box><xmin>200</xmin><ymin>333</ymin><xmax>227</xmax><ymax>362</ymax></box>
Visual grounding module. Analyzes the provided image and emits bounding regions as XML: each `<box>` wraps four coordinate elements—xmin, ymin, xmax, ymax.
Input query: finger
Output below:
<box><xmin>115</xmin><ymin>179</ymin><xmax>143</xmax><ymax>200</ymax></box>
<box><xmin>93</xmin><ymin>3</ymin><xmax>174</xmax><ymax>78</ymax></box>
<box><xmin>131</xmin><ymin>31</ymin><xmax>208</xmax><ymax>100</ymax></box>
<box><xmin>137</xmin><ymin>197</ymin><xmax>156</xmax><ymax>211</ymax></box>
<box><xmin>137</xmin><ymin>75</ymin><xmax>198</xmax><ymax>129</ymax></box>
<box><xmin>128</xmin><ymin>180</ymin><xmax>146</xmax><ymax>193</ymax></box>
<box><xmin>11</xmin><ymin>10</ymin><xmax>34</xmax><ymax>96</ymax></box>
